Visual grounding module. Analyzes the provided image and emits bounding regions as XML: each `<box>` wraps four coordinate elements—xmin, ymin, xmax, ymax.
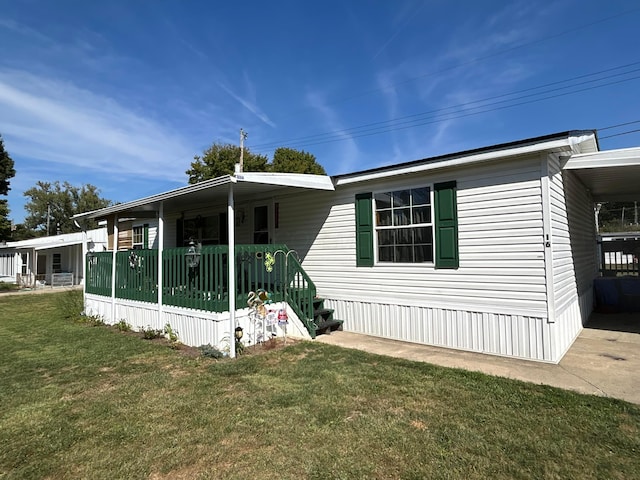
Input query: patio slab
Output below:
<box><xmin>315</xmin><ymin>312</ymin><xmax>640</xmax><ymax>405</ymax></box>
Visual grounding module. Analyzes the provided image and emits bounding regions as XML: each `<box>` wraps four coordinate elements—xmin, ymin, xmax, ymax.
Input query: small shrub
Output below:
<box><xmin>56</xmin><ymin>289</ymin><xmax>84</xmax><ymax>319</ymax></box>
<box><xmin>140</xmin><ymin>325</ymin><xmax>163</xmax><ymax>340</ymax></box>
<box><xmin>115</xmin><ymin>320</ymin><xmax>132</xmax><ymax>332</ymax></box>
<box><xmin>79</xmin><ymin>313</ymin><xmax>105</xmax><ymax>326</ymax></box>
<box><xmin>235</xmin><ymin>338</ymin><xmax>244</xmax><ymax>355</ymax></box>
<box><xmin>0</xmin><ymin>282</ymin><xmax>19</xmax><ymax>292</ymax></box>
<box><xmin>199</xmin><ymin>344</ymin><xmax>225</xmax><ymax>359</ymax></box>
<box><xmin>163</xmin><ymin>323</ymin><xmax>179</xmax><ymax>343</ymax></box>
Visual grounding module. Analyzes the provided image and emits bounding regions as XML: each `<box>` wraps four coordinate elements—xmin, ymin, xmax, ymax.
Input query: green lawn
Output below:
<box><xmin>1</xmin><ymin>292</ymin><xmax>639</xmax><ymax>480</ymax></box>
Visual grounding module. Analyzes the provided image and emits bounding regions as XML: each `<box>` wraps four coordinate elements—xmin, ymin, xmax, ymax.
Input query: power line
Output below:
<box><xmin>253</xmin><ymin>62</ymin><xmax>640</xmax><ymax>150</ymax></box>
<box><xmin>253</xmin><ymin>70</ymin><xmax>640</xmax><ymax>152</ymax></box>
<box><xmin>598</xmin><ymin>120</ymin><xmax>640</xmax><ymax>131</ymax></box>
<box><xmin>313</xmin><ymin>6</ymin><xmax>640</xmax><ymax>110</ymax></box>
<box><xmin>600</xmin><ymin>129</ymin><xmax>640</xmax><ymax>140</ymax></box>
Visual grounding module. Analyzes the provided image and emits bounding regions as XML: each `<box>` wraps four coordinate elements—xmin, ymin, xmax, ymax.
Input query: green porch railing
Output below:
<box><xmin>163</xmin><ymin>245</ymin><xmax>228</xmax><ymax>312</ymax></box>
<box><xmin>235</xmin><ymin>244</ymin><xmax>288</xmax><ymax>304</ymax></box>
<box><xmin>85</xmin><ymin>251</ymin><xmax>113</xmax><ymax>296</ymax></box>
<box><xmin>115</xmin><ymin>249</ymin><xmax>159</xmax><ymax>303</ymax></box>
<box><xmin>162</xmin><ymin>244</ymin><xmax>290</xmax><ymax>312</ymax></box>
<box><xmin>284</xmin><ymin>252</ymin><xmax>318</xmax><ymax>336</ymax></box>
<box><xmin>84</xmin><ymin>244</ymin><xmax>319</xmax><ymax>335</ymax></box>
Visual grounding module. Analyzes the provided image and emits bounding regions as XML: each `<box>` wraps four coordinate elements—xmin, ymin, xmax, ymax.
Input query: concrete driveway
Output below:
<box><xmin>316</xmin><ymin>312</ymin><xmax>640</xmax><ymax>405</ymax></box>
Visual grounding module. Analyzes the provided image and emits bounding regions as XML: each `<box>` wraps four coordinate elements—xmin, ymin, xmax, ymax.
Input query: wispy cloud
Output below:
<box><xmin>0</xmin><ymin>18</ymin><xmax>53</xmax><ymax>44</ymax></box>
<box><xmin>372</xmin><ymin>1</ymin><xmax>426</xmax><ymax>60</ymax></box>
<box><xmin>0</xmin><ymin>69</ymin><xmax>194</xmax><ymax>181</ymax></box>
<box><xmin>217</xmin><ymin>81</ymin><xmax>276</xmax><ymax>128</ymax></box>
<box><xmin>305</xmin><ymin>90</ymin><xmax>361</xmax><ymax>174</ymax></box>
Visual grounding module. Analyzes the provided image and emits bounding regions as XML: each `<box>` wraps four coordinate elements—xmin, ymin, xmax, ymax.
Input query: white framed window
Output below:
<box><xmin>21</xmin><ymin>253</ymin><xmax>28</xmax><ymax>275</ymax></box>
<box><xmin>132</xmin><ymin>226</ymin><xmax>144</xmax><ymax>249</ymax></box>
<box><xmin>374</xmin><ymin>187</ymin><xmax>434</xmax><ymax>263</ymax></box>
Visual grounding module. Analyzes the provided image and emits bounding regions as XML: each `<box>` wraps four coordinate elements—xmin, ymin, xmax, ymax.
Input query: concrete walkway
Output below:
<box><xmin>316</xmin><ymin>312</ymin><xmax>640</xmax><ymax>405</ymax></box>
<box><xmin>0</xmin><ymin>285</ymin><xmax>83</xmax><ymax>297</ymax></box>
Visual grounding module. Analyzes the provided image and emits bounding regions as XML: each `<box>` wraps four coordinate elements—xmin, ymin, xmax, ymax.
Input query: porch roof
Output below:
<box><xmin>1</xmin><ymin>229</ymin><xmax>101</xmax><ymax>251</ymax></box>
<box><xmin>563</xmin><ymin>147</ymin><xmax>640</xmax><ymax>202</ymax></box>
<box><xmin>73</xmin><ymin>172</ymin><xmax>335</xmax><ymax>221</ymax></box>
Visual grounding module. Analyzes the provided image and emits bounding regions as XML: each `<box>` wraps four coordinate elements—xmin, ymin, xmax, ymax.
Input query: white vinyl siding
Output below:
<box><xmin>268</xmin><ymin>155</ymin><xmax>555</xmax><ymax>360</ymax></box>
<box><xmin>549</xmin><ymin>157</ymin><xmax>598</xmax><ymax>315</ymax></box>
<box><xmin>547</xmin><ymin>157</ymin><xmax>597</xmax><ymax>361</ymax></box>
<box><xmin>275</xmin><ymin>155</ymin><xmax>547</xmax><ymax>318</ymax></box>
<box><xmin>145</xmin><ymin>221</ymin><xmax>159</xmax><ymax>249</ymax></box>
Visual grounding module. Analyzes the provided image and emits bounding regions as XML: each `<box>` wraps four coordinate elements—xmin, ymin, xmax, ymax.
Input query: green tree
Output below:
<box><xmin>186</xmin><ymin>142</ymin><xmax>326</xmax><ymax>183</ymax></box>
<box><xmin>0</xmin><ymin>135</ymin><xmax>15</xmax><ymax>195</ymax></box>
<box><xmin>23</xmin><ymin>181</ymin><xmax>112</xmax><ymax>235</ymax></box>
<box><xmin>598</xmin><ymin>202</ymin><xmax>640</xmax><ymax>232</ymax></box>
<box><xmin>186</xmin><ymin>143</ymin><xmax>269</xmax><ymax>183</ymax></box>
<box><xmin>0</xmin><ymin>200</ymin><xmax>11</xmax><ymax>241</ymax></box>
<box><xmin>271</xmin><ymin>147</ymin><xmax>326</xmax><ymax>174</ymax></box>
<box><xmin>7</xmin><ymin>222</ymin><xmax>35</xmax><ymax>241</ymax></box>
<box><xmin>0</xmin><ymin>134</ymin><xmax>16</xmax><ymax>241</ymax></box>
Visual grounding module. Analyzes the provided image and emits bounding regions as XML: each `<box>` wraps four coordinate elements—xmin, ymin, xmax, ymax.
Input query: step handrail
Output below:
<box><xmin>273</xmin><ymin>248</ymin><xmax>318</xmax><ymax>338</ymax></box>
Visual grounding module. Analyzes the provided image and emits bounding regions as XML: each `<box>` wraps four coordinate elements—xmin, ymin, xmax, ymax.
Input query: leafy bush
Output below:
<box><xmin>0</xmin><ymin>282</ymin><xmax>19</xmax><ymax>292</ymax></box>
<box><xmin>115</xmin><ymin>320</ymin><xmax>132</xmax><ymax>332</ymax></box>
<box><xmin>140</xmin><ymin>326</ymin><xmax>163</xmax><ymax>340</ymax></box>
<box><xmin>163</xmin><ymin>323</ymin><xmax>179</xmax><ymax>343</ymax></box>
<box><xmin>79</xmin><ymin>313</ymin><xmax>105</xmax><ymax>326</ymax></box>
<box><xmin>199</xmin><ymin>344</ymin><xmax>225</xmax><ymax>359</ymax></box>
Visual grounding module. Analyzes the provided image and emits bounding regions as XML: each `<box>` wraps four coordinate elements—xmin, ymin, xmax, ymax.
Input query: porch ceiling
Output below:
<box><xmin>73</xmin><ymin>173</ymin><xmax>334</xmax><ymax>221</ymax></box>
<box><xmin>563</xmin><ymin>147</ymin><xmax>640</xmax><ymax>202</ymax></box>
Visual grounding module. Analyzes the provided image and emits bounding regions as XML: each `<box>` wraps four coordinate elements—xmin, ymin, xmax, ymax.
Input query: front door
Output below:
<box><xmin>253</xmin><ymin>205</ymin><xmax>270</xmax><ymax>244</ymax></box>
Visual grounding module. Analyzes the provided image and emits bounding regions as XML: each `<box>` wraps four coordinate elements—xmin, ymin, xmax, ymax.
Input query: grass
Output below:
<box><xmin>1</xmin><ymin>292</ymin><xmax>639</xmax><ymax>479</ymax></box>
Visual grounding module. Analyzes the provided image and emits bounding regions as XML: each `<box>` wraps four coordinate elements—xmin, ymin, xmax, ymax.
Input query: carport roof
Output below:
<box><xmin>563</xmin><ymin>147</ymin><xmax>640</xmax><ymax>202</ymax></box>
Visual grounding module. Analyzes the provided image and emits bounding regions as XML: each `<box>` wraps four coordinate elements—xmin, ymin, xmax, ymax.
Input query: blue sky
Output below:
<box><xmin>1</xmin><ymin>0</ymin><xmax>639</xmax><ymax>223</ymax></box>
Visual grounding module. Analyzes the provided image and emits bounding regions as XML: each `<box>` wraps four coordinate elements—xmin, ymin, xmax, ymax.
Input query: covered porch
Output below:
<box><xmin>563</xmin><ymin>146</ymin><xmax>640</xmax><ymax>316</ymax></box>
<box><xmin>75</xmin><ymin>172</ymin><xmax>341</xmax><ymax>357</ymax></box>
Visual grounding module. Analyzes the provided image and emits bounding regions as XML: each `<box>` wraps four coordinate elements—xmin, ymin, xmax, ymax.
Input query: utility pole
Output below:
<box><xmin>239</xmin><ymin>128</ymin><xmax>248</xmax><ymax>172</ymax></box>
<box><xmin>47</xmin><ymin>203</ymin><xmax>50</xmax><ymax>236</ymax></box>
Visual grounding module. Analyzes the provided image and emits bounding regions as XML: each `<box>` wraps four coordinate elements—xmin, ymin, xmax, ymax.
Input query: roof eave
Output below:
<box><xmin>335</xmin><ymin>130</ymin><xmax>597</xmax><ymax>186</ymax></box>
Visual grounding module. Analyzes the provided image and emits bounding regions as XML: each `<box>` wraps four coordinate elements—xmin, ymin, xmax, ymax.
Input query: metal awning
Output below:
<box><xmin>563</xmin><ymin>147</ymin><xmax>640</xmax><ymax>202</ymax></box>
<box><xmin>73</xmin><ymin>173</ymin><xmax>335</xmax><ymax>221</ymax></box>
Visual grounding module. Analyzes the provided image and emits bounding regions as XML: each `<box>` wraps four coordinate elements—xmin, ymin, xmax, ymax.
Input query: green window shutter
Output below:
<box><xmin>434</xmin><ymin>181</ymin><xmax>459</xmax><ymax>269</ymax></box>
<box><xmin>355</xmin><ymin>193</ymin><xmax>374</xmax><ymax>267</ymax></box>
<box><xmin>143</xmin><ymin>224</ymin><xmax>149</xmax><ymax>249</ymax></box>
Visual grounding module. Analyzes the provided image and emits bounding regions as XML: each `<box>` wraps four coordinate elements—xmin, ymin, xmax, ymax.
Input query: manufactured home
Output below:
<box><xmin>74</xmin><ymin>130</ymin><xmax>640</xmax><ymax>362</ymax></box>
<box><xmin>0</xmin><ymin>228</ymin><xmax>107</xmax><ymax>286</ymax></box>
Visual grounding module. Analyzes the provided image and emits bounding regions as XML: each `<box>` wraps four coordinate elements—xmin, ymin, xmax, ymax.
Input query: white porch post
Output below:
<box><xmin>32</xmin><ymin>250</ymin><xmax>37</xmax><ymax>287</ymax></box>
<box><xmin>228</xmin><ymin>181</ymin><xmax>236</xmax><ymax>358</ymax></box>
<box><xmin>158</xmin><ymin>202</ymin><xmax>164</xmax><ymax>326</ymax></box>
<box><xmin>80</xmin><ymin>232</ymin><xmax>87</xmax><ymax>286</ymax></box>
<box><xmin>111</xmin><ymin>215</ymin><xmax>118</xmax><ymax>324</ymax></box>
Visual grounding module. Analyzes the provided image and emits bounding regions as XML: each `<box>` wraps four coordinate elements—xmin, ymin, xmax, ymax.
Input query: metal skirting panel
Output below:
<box><xmin>84</xmin><ymin>294</ymin><xmax>311</xmax><ymax>351</ymax></box>
<box><xmin>549</xmin><ymin>289</ymin><xmax>593</xmax><ymax>363</ymax></box>
<box><xmin>325</xmin><ymin>298</ymin><xmax>552</xmax><ymax>361</ymax></box>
